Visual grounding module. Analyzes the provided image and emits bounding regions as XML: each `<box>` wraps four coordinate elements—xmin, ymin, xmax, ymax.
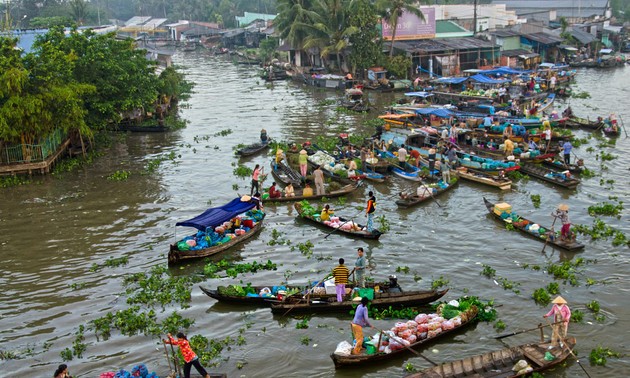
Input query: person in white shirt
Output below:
<box><xmin>397</xmin><ymin>144</ymin><xmax>408</xmax><ymax>169</ymax></box>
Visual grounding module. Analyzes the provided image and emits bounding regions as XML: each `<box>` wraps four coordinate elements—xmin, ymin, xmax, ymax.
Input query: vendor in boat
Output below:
<box><xmin>347</xmin><ymin>159</ymin><xmax>358</xmax><ymax>177</ymax></box>
<box><xmin>351</xmin><ymin>247</ymin><xmax>367</xmax><ymax>287</ymax></box>
<box><xmin>365</xmin><ymin>191</ymin><xmax>376</xmax><ymax>232</ymax></box>
<box><xmin>260</xmin><ymin>129</ymin><xmax>268</xmax><ymax>143</ymax></box>
<box><xmin>268</xmin><ymin>182</ymin><xmax>282</xmax><ymax>199</ymax></box>
<box><xmin>397</xmin><ymin>144</ymin><xmax>408</xmax><ymax>169</ymax></box>
<box><xmin>428</xmin><ymin>147</ymin><xmax>437</xmax><ymax>177</ymax></box>
<box><xmin>408</xmin><ymin>148</ymin><xmax>420</xmax><ymax>168</ymax></box>
<box><xmin>302</xmin><ymin>183</ymin><xmax>314</xmax><ymax>197</ymax></box>
<box><xmin>552</xmin><ymin>204</ymin><xmax>572</xmax><ymax>241</ymax></box>
<box><xmin>299</xmin><ymin>149</ymin><xmax>308</xmax><ymax>177</ymax></box>
<box><xmin>528</xmin><ymin>139</ymin><xmax>539</xmax><ymax>151</ymax></box>
<box><xmin>275</xmin><ymin>148</ymin><xmax>286</xmax><ymax>169</ymax></box>
<box><xmin>360</xmin><ymin>146</ymin><xmax>368</xmax><ymax>172</ymax></box>
<box><xmin>54</xmin><ymin>364</ymin><xmax>72</xmax><ymax>378</ymax></box>
<box><xmin>284</xmin><ymin>182</ymin><xmax>295</xmax><ymax>197</ymax></box>
<box><xmin>164</xmin><ymin>332</ymin><xmax>212</xmax><ymax>378</ymax></box>
<box><xmin>561</xmin><ymin>139</ymin><xmax>573</xmax><ymax>165</ymax></box>
<box><xmin>251</xmin><ymin>164</ymin><xmax>263</xmax><ymax>196</ymax></box>
<box><xmin>351</xmin><ymin>296</ymin><xmax>375</xmax><ymax>355</ymax></box>
<box><xmin>440</xmin><ymin>158</ymin><xmax>451</xmax><ymax>183</ymax></box>
<box><xmin>251</xmin><ymin>192</ymin><xmax>264</xmax><ymax>211</ymax></box>
<box><xmin>320</xmin><ymin>204</ymin><xmax>334</xmax><ymax>221</ymax></box>
<box><xmin>503</xmin><ymin>137</ymin><xmax>514</xmax><ymax>156</ymax></box>
<box><xmin>313</xmin><ymin>166</ymin><xmax>325</xmax><ymax>196</ymax></box>
<box><xmin>332</xmin><ymin>258</ymin><xmax>350</xmax><ymax>303</ymax></box>
<box><xmin>543</xmin><ymin>296</ymin><xmax>571</xmax><ymax>346</ymax></box>
<box><xmin>502</xmin><ymin>123</ymin><xmax>513</xmax><ymax>139</ymax></box>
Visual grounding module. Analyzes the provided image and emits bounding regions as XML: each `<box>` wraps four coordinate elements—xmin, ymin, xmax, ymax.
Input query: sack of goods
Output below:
<box><xmin>493</xmin><ymin>202</ymin><xmax>512</xmax><ymax>216</ymax></box>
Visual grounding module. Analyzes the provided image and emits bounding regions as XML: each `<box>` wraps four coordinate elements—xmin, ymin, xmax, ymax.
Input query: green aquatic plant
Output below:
<box><xmin>589</xmin><ymin>346</ymin><xmax>621</xmax><ymax>366</ymax></box>
<box><xmin>396</xmin><ymin>266</ymin><xmax>410</xmax><ymax>274</ymax></box>
<box><xmin>586</xmin><ymin>300</ymin><xmax>600</xmax><ymax>313</ymax></box>
<box><xmin>571</xmin><ymin>309</ymin><xmax>584</xmax><ymax>323</ymax></box>
<box><xmin>300</xmin><ymin>336</ymin><xmax>312</xmax><ymax>345</ymax></box>
<box><xmin>213</xmin><ymin>129</ymin><xmax>233</xmax><ymax>137</ymax></box>
<box><xmin>546</xmin><ymin>282</ymin><xmax>560</xmax><ymax>295</ymax></box>
<box><xmin>431</xmin><ymin>276</ymin><xmax>449</xmax><ymax>290</ymax></box>
<box><xmin>481</xmin><ymin>264</ymin><xmax>496</xmax><ymax>278</ymax></box>
<box><xmin>377</xmin><ymin>215</ymin><xmax>390</xmax><ymax>232</ymax></box>
<box><xmin>530</xmin><ymin>194</ymin><xmax>541</xmax><ymax>208</ymax></box>
<box><xmin>532</xmin><ymin>288</ymin><xmax>551</xmax><ymax>305</ymax></box>
<box><xmin>587</xmin><ymin>201</ymin><xmax>623</xmax><ymax>217</ymax></box>
<box><xmin>295</xmin><ymin>317</ymin><xmax>310</xmax><ymax>329</ymax></box>
<box><xmin>233</xmin><ymin>164</ymin><xmax>253</xmax><ymax>178</ymax></box>
<box><xmin>107</xmin><ymin>170</ymin><xmax>130</xmax><ymax>181</ymax></box>
<box><xmin>494</xmin><ymin>319</ymin><xmax>506</xmax><ymax>331</ymax></box>
<box><xmin>580</xmin><ymin>168</ymin><xmax>596</xmax><ymax>178</ymax></box>
<box><xmin>0</xmin><ymin>175</ymin><xmax>32</xmax><ymax>188</ymax></box>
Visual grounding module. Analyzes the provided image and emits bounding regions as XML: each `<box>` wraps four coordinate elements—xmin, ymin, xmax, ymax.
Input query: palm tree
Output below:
<box><xmin>274</xmin><ymin>0</ymin><xmax>318</xmax><ymax>50</ymax></box>
<box><xmin>302</xmin><ymin>0</ymin><xmax>358</xmax><ymax>71</ymax></box>
<box><xmin>377</xmin><ymin>0</ymin><xmax>425</xmax><ymax>57</ymax></box>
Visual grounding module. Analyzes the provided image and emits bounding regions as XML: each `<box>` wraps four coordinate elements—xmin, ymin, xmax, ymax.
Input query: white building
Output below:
<box><xmin>429</xmin><ymin>4</ymin><xmax>518</xmax><ymax>31</ymax></box>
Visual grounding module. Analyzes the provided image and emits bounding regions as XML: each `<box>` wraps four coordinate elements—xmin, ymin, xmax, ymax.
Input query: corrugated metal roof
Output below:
<box><xmin>436</xmin><ymin>20</ymin><xmax>469</xmax><ymax>34</ymax></box>
<box><xmin>391</xmin><ymin>37</ymin><xmax>499</xmax><ymax>53</ymax></box>
<box><xmin>570</xmin><ymin>28</ymin><xmax>597</xmax><ymax>44</ymax></box>
<box><xmin>490</xmin><ymin>29</ymin><xmax>521</xmax><ymax>38</ymax></box>
<box><xmin>125</xmin><ymin>16</ymin><xmax>152</xmax><ymax>26</ymax></box>
<box><xmin>522</xmin><ymin>32</ymin><xmax>563</xmax><ymax>45</ymax></box>
<box><xmin>501</xmin><ymin>48</ymin><xmax>534</xmax><ymax>57</ymax></box>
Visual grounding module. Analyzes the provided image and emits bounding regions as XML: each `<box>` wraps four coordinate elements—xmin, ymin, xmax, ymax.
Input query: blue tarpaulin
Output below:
<box><xmin>436</xmin><ymin>77</ymin><xmax>468</xmax><ymax>85</ymax></box>
<box><xmin>468</xmin><ymin>74</ymin><xmax>510</xmax><ymax>84</ymax></box>
<box><xmin>176</xmin><ymin>198</ymin><xmax>256</xmax><ymax>231</ymax></box>
<box><xmin>404</xmin><ymin>91</ymin><xmax>434</xmax><ymax>97</ymax></box>
<box><xmin>480</xmin><ymin>66</ymin><xmax>531</xmax><ymax>75</ymax></box>
<box><xmin>414</xmin><ymin>108</ymin><xmax>455</xmax><ymax>118</ymax></box>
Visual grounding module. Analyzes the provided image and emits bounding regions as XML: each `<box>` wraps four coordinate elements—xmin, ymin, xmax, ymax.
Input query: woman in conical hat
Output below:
<box><xmin>544</xmin><ymin>295</ymin><xmax>571</xmax><ymax>345</ymax></box>
<box><xmin>553</xmin><ymin>204</ymin><xmax>571</xmax><ymax>241</ymax></box>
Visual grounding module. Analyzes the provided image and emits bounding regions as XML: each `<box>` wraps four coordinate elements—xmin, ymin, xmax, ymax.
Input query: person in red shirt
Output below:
<box><xmin>408</xmin><ymin>148</ymin><xmax>420</xmax><ymax>168</ymax></box>
<box><xmin>268</xmin><ymin>181</ymin><xmax>282</xmax><ymax>198</ymax></box>
<box><xmin>164</xmin><ymin>332</ymin><xmax>211</xmax><ymax>378</ymax></box>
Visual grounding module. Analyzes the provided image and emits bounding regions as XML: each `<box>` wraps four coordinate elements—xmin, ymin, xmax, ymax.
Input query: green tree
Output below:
<box><xmin>302</xmin><ymin>0</ymin><xmax>358</xmax><ymax>72</ymax></box>
<box><xmin>377</xmin><ymin>0</ymin><xmax>426</xmax><ymax>57</ymax></box>
<box><xmin>385</xmin><ymin>54</ymin><xmax>411</xmax><ymax>78</ymax></box>
<box><xmin>69</xmin><ymin>0</ymin><xmax>88</xmax><ymax>25</ymax></box>
<box><xmin>348</xmin><ymin>0</ymin><xmax>383</xmax><ymax>77</ymax></box>
<box><xmin>275</xmin><ymin>0</ymin><xmax>318</xmax><ymax>53</ymax></box>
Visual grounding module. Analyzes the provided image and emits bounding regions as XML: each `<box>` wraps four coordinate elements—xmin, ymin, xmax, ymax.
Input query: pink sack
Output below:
<box><xmin>186</xmin><ymin>239</ymin><xmax>196</xmax><ymax>247</ymax></box>
<box><xmin>406</xmin><ymin>320</ymin><xmax>418</xmax><ymax>329</ymax></box>
<box><xmin>414</xmin><ymin>314</ymin><xmax>428</xmax><ymax>324</ymax></box>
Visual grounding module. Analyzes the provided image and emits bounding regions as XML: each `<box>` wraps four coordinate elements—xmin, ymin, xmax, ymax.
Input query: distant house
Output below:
<box><xmin>235</xmin><ymin>12</ymin><xmax>276</xmax><ymax>27</ymax></box>
<box><xmin>520</xmin><ymin>32</ymin><xmax>564</xmax><ymax>61</ymax></box>
<box><xmin>491</xmin><ymin>0</ymin><xmax>611</xmax><ymax>24</ymax></box>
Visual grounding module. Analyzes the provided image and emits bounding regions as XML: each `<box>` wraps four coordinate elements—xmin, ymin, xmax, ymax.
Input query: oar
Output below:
<box><xmin>618</xmin><ymin>115</ymin><xmax>629</xmax><ymax>138</ymax></box>
<box><xmin>382</xmin><ymin>330</ymin><xmax>438</xmax><ymax>366</ymax></box>
<box><xmin>161</xmin><ymin>339</ymin><xmax>173</xmax><ymax>373</ymax></box>
<box><xmin>541</xmin><ymin>216</ymin><xmax>558</xmax><ymax>254</ymax></box>
<box><xmin>281</xmin><ymin>275</ymin><xmax>330</xmax><ymax>317</ymax></box>
<box><xmin>324</xmin><ymin>211</ymin><xmax>363</xmax><ymax>239</ymax></box>
<box><xmin>494</xmin><ymin>321</ymin><xmax>563</xmax><ymax>340</ymax></box>
<box><xmin>419</xmin><ymin>184</ymin><xmax>443</xmax><ymax>208</ymax></box>
<box><xmin>168</xmin><ymin>341</ymin><xmax>182</xmax><ymax>377</ymax></box>
<box><xmin>544</xmin><ymin>318</ymin><xmax>593</xmax><ymax>378</ymax></box>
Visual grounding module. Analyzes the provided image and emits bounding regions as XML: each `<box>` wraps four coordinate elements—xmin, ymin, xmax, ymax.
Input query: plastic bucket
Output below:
<box><xmin>365</xmin><ymin>343</ymin><xmax>376</xmax><ymax>355</ymax></box>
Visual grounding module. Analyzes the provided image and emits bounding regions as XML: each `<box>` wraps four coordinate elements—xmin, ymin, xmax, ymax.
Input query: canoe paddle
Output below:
<box><xmin>161</xmin><ymin>339</ymin><xmax>173</xmax><ymax>373</ymax></box>
<box><xmin>541</xmin><ymin>216</ymin><xmax>557</xmax><ymax>254</ymax></box>
<box><xmin>494</xmin><ymin>321</ymin><xmax>563</xmax><ymax>340</ymax></box>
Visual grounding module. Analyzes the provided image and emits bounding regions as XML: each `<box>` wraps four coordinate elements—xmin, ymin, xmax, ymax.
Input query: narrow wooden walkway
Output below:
<box><xmin>0</xmin><ymin>138</ymin><xmax>71</xmax><ymax>176</ymax></box>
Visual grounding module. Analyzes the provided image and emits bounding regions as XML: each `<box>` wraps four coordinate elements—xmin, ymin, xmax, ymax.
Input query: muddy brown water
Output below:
<box><xmin>1</xmin><ymin>51</ymin><xmax>628</xmax><ymax>377</ymax></box>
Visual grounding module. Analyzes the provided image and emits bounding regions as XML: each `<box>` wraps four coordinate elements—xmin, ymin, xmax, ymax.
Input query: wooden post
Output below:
<box><xmin>538</xmin><ymin>322</ymin><xmax>544</xmax><ymax>342</ymax></box>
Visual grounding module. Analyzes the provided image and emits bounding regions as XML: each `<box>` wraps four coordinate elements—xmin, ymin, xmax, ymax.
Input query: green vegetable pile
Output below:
<box><xmin>436</xmin><ymin>296</ymin><xmax>497</xmax><ymax>322</ymax></box>
<box><xmin>298</xmin><ymin>200</ymin><xmax>320</xmax><ymax>217</ymax></box>
<box><xmin>217</xmin><ymin>284</ymin><xmax>256</xmax><ymax>297</ymax></box>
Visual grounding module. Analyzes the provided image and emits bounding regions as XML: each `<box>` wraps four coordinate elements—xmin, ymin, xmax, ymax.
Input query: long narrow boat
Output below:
<box><xmin>200</xmin><ymin>280</ymin><xmax>394</xmax><ymax>306</ymax></box>
<box><xmin>331</xmin><ymin>304</ymin><xmax>475</xmax><ymax>368</ymax></box>
<box><xmin>564</xmin><ymin>116</ymin><xmax>603</xmax><ymax>130</ymax></box>
<box><xmin>270</xmin><ymin>161</ymin><xmax>303</xmax><ymax>188</ymax></box>
<box><xmin>519</xmin><ymin>162</ymin><xmax>580</xmax><ymax>189</ymax></box>
<box><xmin>236</xmin><ymin>139</ymin><xmax>271</xmax><ymax>157</ymax></box>
<box><xmin>266</xmin><ymin>183</ymin><xmax>360</xmax><ymax>203</ymax></box>
<box><xmin>271</xmin><ymin>288</ymin><xmax>449</xmax><ymax>316</ymax></box>
<box><xmin>457</xmin><ymin>167</ymin><xmax>512</xmax><ymax>190</ymax></box>
<box><xmin>483</xmin><ymin>198</ymin><xmax>584</xmax><ymax>251</ymax></box>
<box><xmin>407</xmin><ymin>337</ymin><xmax>576</xmax><ymax>378</ymax></box>
<box><xmin>396</xmin><ymin>176</ymin><xmax>459</xmax><ymax>208</ymax></box>
<box><xmin>366</xmin><ymin>155</ymin><xmax>392</xmax><ymax>174</ymax></box>
<box><xmin>540</xmin><ymin>157</ymin><xmax>584</xmax><ymax>174</ymax></box>
<box><xmin>168</xmin><ymin>198</ymin><xmax>266</xmax><ymax>264</ymax></box>
<box><xmin>357</xmin><ymin>168</ymin><xmax>387</xmax><ymax>183</ymax></box>
<box><xmin>294</xmin><ymin>202</ymin><xmax>382</xmax><ymax>240</ymax></box>
<box><xmin>390</xmin><ymin>162</ymin><xmax>424</xmax><ymax>181</ymax></box>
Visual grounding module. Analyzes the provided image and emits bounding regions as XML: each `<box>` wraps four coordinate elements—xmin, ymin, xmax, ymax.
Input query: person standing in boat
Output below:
<box><xmin>313</xmin><ymin>165</ymin><xmax>325</xmax><ymax>196</ymax></box>
<box><xmin>440</xmin><ymin>158</ymin><xmax>451</xmax><ymax>183</ymax></box>
<box><xmin>251</xmin><ymin>164</ymin><xmax>263</xmax><ymax>196</ymax></box>
<box><xmin>365</xmin><ymin>191</ymin><xmax>376</xmax><ymax>232</ymax></box>
<box><xmin>408</xmin><ymin>147</ymin><xmax>420</xmax><ymax>168</ymax></box>
<box><xmin>332</xmin><ymin>258</ymin><xmax>350</xmax><ymax>302</ymax></box>
<box><xmin>298</xmin><ymin>149</ymin><xmax>308</xmax><ymax>177</ymax></box>
<box><xmin>351</xmin><ymin>247</ymin><xmax>367</xmax><ymax>287</ymax></box>
<box><xmin>260</xmin><ymin>129</ymin><xmax>268</xmax><ymax>143</ymax></box>
<box><xmin>561</xmin><ymin>139</ymin><xmax>573</xmax><ymax>165</ymax></box>
<box><xmin>543</xmin><ymin>121</ymin><xmax>552</xmax><ymax>153</ymax></box>
<box><xmin>543</xmin><ymin>296</ymin><xmax>571</xmax><ymax>346</ymax></box>
<box><xmin>164</xmin><ymin>332</ymin><xmax>212</xmax><ymax>378</ymax></box>
<box><xmin>351</xmin><ymin>296</ymin><xmax>375</xmax><ymax>355</ymax></box>
<box><xmin>552</xmin><ymin>204</ymin><xmax>572</xmax><ymax>241</ymax></box>
<box><xmin>397</xmin><ymin>144</ymin><xmax>408</xmax><ymax>169</ymax></box>
<box><xmin>360</xmin><ymin>146</ymin><xmax>368</xmax><ymax>172</ymax></box>
<box><xmin>428</xmin><ymin>147</ymin><xmax>437</xmax><ymax>178</ymax></box>
<box><xmin>275</xmin><ymin>148</ymin><xmax>286</xmax><ymax>170</ymax></box>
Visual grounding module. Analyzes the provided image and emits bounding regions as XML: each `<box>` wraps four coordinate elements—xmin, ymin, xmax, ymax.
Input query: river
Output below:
<box><xmin>0</xmin><ymin>50</ymin><xmax>628</xmax><ymax>377</ymax></box>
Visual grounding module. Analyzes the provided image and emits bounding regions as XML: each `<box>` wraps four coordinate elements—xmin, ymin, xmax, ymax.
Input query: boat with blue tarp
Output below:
<box><xmin>168</xmin><ymin>197</ymin><xmax>266</xmax><ymax>264</ymax></box>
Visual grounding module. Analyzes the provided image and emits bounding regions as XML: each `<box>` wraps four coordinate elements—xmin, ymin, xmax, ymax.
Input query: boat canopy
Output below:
<box><xmin>378</xmin><ymin>113</ymin><xmax>415</xmax><ymax>119</ymax></box>
<box><xmin>436</xmin><ymin>76</ymin><xmax>468</xmax><ymax>84</ymax></box>
<box><xmin>468</xmin><ymin>74</ymin><xmax>510</xmax><ymax>84</ymax></box>
<box><xmin>479</xmin><ymin>66</ymin><xmax>531</xmax><ymax>75</ymax></box>
<box><xmin>176</xmin><ymin>198</ymin><xmax>255</xmax><ymax>231</ymax></box>
<box><xmin>414</xmin><ymin>108</ymin><xmax>455</xmax><ymax>118</ymax></box>
<box><xmin>404</xmin><ymin>91</ymin><xmax>434</xmax><ymax>97</ymax></box>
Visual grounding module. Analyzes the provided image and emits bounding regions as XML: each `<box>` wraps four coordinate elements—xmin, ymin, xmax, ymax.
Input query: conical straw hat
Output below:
<box><xmin>552</xmin><ymin>296</ymin><xmax>567</xmax><ymax>304</ymax></box>
<box><xmin>558</xmin><ymin>204</ymin><xmax>569</xmax><ymax>211</ymax></box>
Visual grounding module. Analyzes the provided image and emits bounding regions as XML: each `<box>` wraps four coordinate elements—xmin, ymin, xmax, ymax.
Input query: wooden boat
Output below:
<box><xmin>236</xmin><ymin>139</ymin><xmax>271</xmax><ymax>157</ymax></box>
<box><xmin>270</xmin><ymin>161</ymin><xmax>303</xmax><ymax>188</ymax></box>
<box><xmin>331</xmin><ymin>303</ymin><xmax>474</xmax><ymax>368</ymax></box>
<box><xmin>457</xmin><ymin>167</ymin><xmax>512</xmax><ymax>190</ymax></box>
<box><xmin>266</xmin><ymin>183</ymin><xmax>360</xmax><ymax>203</ymax></box>
<box><xmin>168</xmin><ymin>198</ymin><xmax>265</xmax><ymax>264</ymax></box>
<box><xmin>200</xmin><ymin>280</ymin><xmax>395</xmax><ymax>306</ymax></box>
<box><xmin>396</xmin><ymin>176</ymin><xmax>459</xmax><ymax>208</ymax></box>
<box><xmin>366</xmin><ymin>155</ymin><xmax>391</xmax><ymax>174</ymax></box>
<box><xmin>357</xmin><ymin>169</ymin><xmax>386</xmax><ymax>183</ymax></box>
<box><xmin>390</xmin><ymin>162</ymin><xmax>424</xmax><ymax>181</ymax></box>
<box><xmin>519</xmin><ymin>162</ymin><xmax>580</xmax><ymax>189</ymax></box>
<box><xmin>407</xmin><ymin>337</ymin><xmax>577</xmax><ymax>378</ymax></box>
<box><xmin>603</xmin><ymin>126</ymin><xmax>621</xmax><ymax>137</ymax></box>
<box><xmin>540</xmin><ymin>157</ymin><xmax>584</xmax><ymax>174</ymax></box>
<box><xmin>340</xmin><ymin>88</ymin><xmax>370</xmax><ymax>112</ymax></box>
<box><xmin>483</xmin><ymin>198</ymin><xmax>585</xmax><ymax>251</ymax></box>
<box><xmin>272</xmin><ymin>288</ymin><xmax>449</xmax><ymax>316</ymax></box>
<box><xmin>294</xmin><ymin>202</ymin><xmax>382</xmax><ymax>240</ymax></box>
<box><xmin>564</xmin><ymin>116</ymin><xmax>604</xmax><ymax>130</ymax></box>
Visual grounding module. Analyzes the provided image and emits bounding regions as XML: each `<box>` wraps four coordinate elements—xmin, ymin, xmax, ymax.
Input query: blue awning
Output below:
<box><xmin>415</xmin><ymin>108</ymin><xmax>455</xmax><ymax>118</ymax></box>
<box><xmin>468</xmin><ymin>74</ymin><xmax>510</xmax><ymax>84</ymax></box>
<box><xmin>176</xmin><ymin>198</ymin><xmax>256</xmax><ymax>231</ymax></box>
<box><xmin>436</xmin><ymin>77</ymin><xmax>468</xmax><ymax>84</ymax></box>
<box><xmin>479</xmin><ymin>66</ymin><xmax>531</xmax><ymax>75</ymax></box>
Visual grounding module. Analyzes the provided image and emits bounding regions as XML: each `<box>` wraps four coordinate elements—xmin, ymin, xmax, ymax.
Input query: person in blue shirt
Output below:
<box><xmin>561</xmin><ymin>140</ymin><xmax>573</xmax><ymax>165</ymax></box>
<box><xmin>351</xmin><ymin>296</ymin><xmax>375</xmax><ymax>355</ymax></box>
<box><xmin>483</xmin><ymin>115</ymin><xmax>493</xmax><ymax>127</ymax></box>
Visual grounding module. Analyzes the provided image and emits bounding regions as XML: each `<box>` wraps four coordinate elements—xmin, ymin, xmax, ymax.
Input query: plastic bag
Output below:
<box><xmin>334</xmin><ymin>340</ymin><xmax>353</xmax><ymax>356</ymax></box>
<box><xmin>512</xmin><ymin>360</ymin><xmax>529</xmax><ymax>371</ymax></box>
